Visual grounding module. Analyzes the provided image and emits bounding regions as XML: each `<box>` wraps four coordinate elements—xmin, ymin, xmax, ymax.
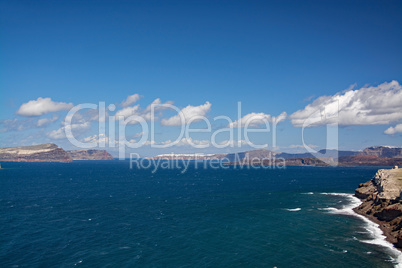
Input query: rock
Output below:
<box><xmin>355</xmin><ymin>181</ymin><xmax>375</xmax><ymax>199</ymax></box>
<box><xmin>354</xmin><ymin>168</ymin><xmax>402</xmax><ymax>248</ymax></box>
<box><xmin>396</xmin><ymin>233</ymin><xmax>402</xmax><ymax>248</ymax></box>
<box><xmin>374</xmin><ymin>203</ymin><xmax>402</xmax><ymax>222</ymax></box>
<box><xmin>67</xmin><ymin>149</ymin><xmax>114</xmax><ymax>160</ymax></box>
<box><xmin>361</xmin><ymin>146</ymin><xmax>402</xmax><ymax>158</ymax></box>
<box><xmin>0</xmin><ymin>143</ymin><xmax>72</xmax><ymax>162</ymax></box>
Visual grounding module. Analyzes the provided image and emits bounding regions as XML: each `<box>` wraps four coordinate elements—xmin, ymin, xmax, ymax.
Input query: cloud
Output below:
<box><xmin>47</xmin><ymin>121</ymin><xmax>90</xmax><ymax>140</ymax></box>
<box><xmin>161</xmin><ymin>101</ymin><xmax>212</xmax><ymax>126</ymax></box>
<box><xmin>114</xmin><ymin>97</ymin><xmax>173</xmax><ymax>123</ymax></box>
<box><xmin>228</xmin><ymin>112</ymin><xmax>286</xmax><ymax>128</ymax></box>
<box><xmin>384</xmin><ymin>124</ymin><xmax>402</xmax><ymax>135</ymax></box>
<box><xmin>82</xmin><ymin>134</ymin><xmax>109</xmax><ymax>143</ymax></box>
<box><xmin>0</xmin><ymin>118</ymin><xmax>34</xmax><ymax>132</ymax></box>
<box><xmin>17</xmin><ymin>97</ymin><xmax>74</xmax><ymax>117</ymax></box>
<box><xmin>37</xmin><ymin>116</ymin><xmax>59</xmax><ymax>127</ymax></box>
<box><xmin>121</xmin><ymin>94</ymin><xmax>141</xmax><ymax>107</ymax></box>
<box><xmin>47</xmin><ymin>112</ymin><xmax>90</xmax><ymax>139</ymax></box>
<box><xmin>0</xmin><ymin>116</ymin><xmax>59</xmax><ymax>132</ymax></box>
<box><xmin>272</xmin><ymin>112</ymin><xmax>287</xmax><ymax>124</ymax></box>
<box><xmin>147</xmin><ymin>138</ymin><xmax>211</xmax><ymax>148</ymax></box>
<box><xmin>290</xmin><ymin>81</ymin><xmax>402</xmax><ymax>127</ymax></box>
<box><xmin>229</xmin><ymin>113</ymin><xmax>271</xmax><ymax>128</ymax></box>
<box><xmin>142</xmin><ymin>98</ymin><xmax>174</xmax><ymax>120</ymax></box>
<box><xmin>218</xmin><ymin>139</ymin><xmax>250</xmax><ymax>146</ymax></box>
<box><xmin>115</xmin><ymin>105</ymin><xmax>140</xmax><ymax>119</ymax></box>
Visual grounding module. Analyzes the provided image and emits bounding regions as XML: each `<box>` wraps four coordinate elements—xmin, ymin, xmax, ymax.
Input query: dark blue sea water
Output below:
<box><xmin>0</xmin><ymin>161</ymin><xmax>400</xmax><ymax>267</ymax></box>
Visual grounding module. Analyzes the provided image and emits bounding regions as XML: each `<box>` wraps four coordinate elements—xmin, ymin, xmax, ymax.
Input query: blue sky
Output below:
<box><xmin>1</xmin><ymin>0</ymin><xmax>401</xmax><ymax>156</ymax></box>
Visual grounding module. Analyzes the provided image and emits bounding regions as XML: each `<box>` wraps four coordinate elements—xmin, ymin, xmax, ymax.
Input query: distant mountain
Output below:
<box><xmin>224</xmin><ymin>146</ymin><xmax>402</xmax><ymax>167</ymax></box>
<box><xmin>0</xmin><ymin>143</ymin><xmax>72</xmax><ymax>162</ymax></box>
<box><xmin>224</xmin><ymin>149</ymin><xmax>276</xmax><ymax>161</ymax></box>
<box><xmin>148</xmin><ymin>149</ymin><xmax>277</xmax><ymax>161</ymax></box>
<box><xmin>0</xmin><ymin>144</ymin><xmax>115</xmax><ymax>162</ymax></box>
<box><xmin>360</xmin><ymin>146</ymin><xmax>402</xmax><ymax>158</ymax></box>
<box><xmin>67</xmin><ymin>149</ymin><xmax>114</xmax><ymax>160</ymax></box>
<box><xmin>147</xmin><ymin>153</ymin><xmax>223</xmax><ymax>160</ymax></box>
<box><xmin>338</xmin><ymin>155</ymin><xmax>402</xmax><ymax>166</ymax></box>
<box><xmin>277</xmin><ymin>149</ymin><xmax>359</xmax><ymax>159</ymax></box>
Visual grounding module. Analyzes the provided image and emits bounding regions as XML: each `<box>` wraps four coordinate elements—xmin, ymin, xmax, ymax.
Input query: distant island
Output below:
<box><xmin>354</xmin><ymin>167</ymin><xmax>402</xmax><ymax>249</ymax></box>
<box><xmin>67</xmin><ymin>149</ymin><xmax>114</xmax><ymax>160</ymax></box>
<box><xmin>0</xmin><ymin>143</ymin><xmax>401</xmax><ymax>165</ymax></box>
<box><xmin>0</xmin><ymin>143</ymin><xmax>113</xmax><ymax>162</ymax></box>
<box><xmin>149</xmin><ymin>146</ymin><xmax>402</xmax><ymax>167</ymax></box>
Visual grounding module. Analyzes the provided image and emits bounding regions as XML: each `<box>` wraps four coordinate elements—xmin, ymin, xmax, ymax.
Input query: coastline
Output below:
<box><xmin>352</xmin><ymin>167</ymin><xmax>402</xmax><ymax>262</ymax></box>
<box><xmin>321</xmin><ymin>192</ymin><xmax>402</xmax><ymax>266</ymax></box>
<box><xmin>353</xmin><ymin>205</ymin><xmax>401</xmax><ymax>252</ymax></box>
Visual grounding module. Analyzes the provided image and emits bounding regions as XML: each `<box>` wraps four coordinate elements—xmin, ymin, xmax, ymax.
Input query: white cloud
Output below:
<box><xmin>154</xmin><ymin>138</ymin><xmax>211</xmax><ymax>147</ymax></box>
<box><xmin>83</xmin><ymin>134</ymin><xmax>109</xmax><ymax>143</ymax></box>
<box><xmin>47</xmin><ymin>113</ymin><xmax>90</xmax><ymax>139</ymax></box>
<box><xmin>142</xmin><ymin>98</ymin><xmax>174</xmax><ymax>120</ymax></box>
<box><xmin>272</xmin><ymin>112</ymin><xmax>287</xmax><ymax>124</ymax></box>
<box><xmin>121</xmin><ymin>94</ymin><xmax>141</xmax><ymax>107</ymax></box>
<box><xmin>115</xmin><ymin>105</ymin><xmax>140</xmax><ymax>119</ymax></box>
<box><xmin>229</xmin><ymin>113</ymin><xmax>271</xmax><ymax>128</ymax></box>
<box><xmin>161</xmin><ymin>101</ymin><xmax>212</xmax><ymax>126</ymax></box>
<box><xmin>37</xmin><ymin>116</ymin><xmax>59</xmax><ymax>127</ymax></box>
<box><xmin>114</xmin><ymin>97</ymin><xmax>173</xmax><ymax>123</ymax></box>
<box><xmin>218</xmin><ymin>139</ymin><xmax>249</xmax><ymax>146</ymax></box>
<box><xmin>47</xmin><ymin>121</ymin><xmax>90</xmax><ymax>140</ymax></box>
<box><xmin>290</xmin><ymin>80</ymin><xmax>402</xmax><ymax>127</ymax></box>
<box><xmin>384</xmin><ymin>124</ymin><xmax>402</xmax><ymax>135</ymax></box>
<box><xmin>17</xmin><ymin>97</ymin><xmax>74</xmax><ymax>117</ymax></box>
<box><xmin>228</xmin><ymin>112</ymin><xmax>287</xmax><ymax>128</ymax></box>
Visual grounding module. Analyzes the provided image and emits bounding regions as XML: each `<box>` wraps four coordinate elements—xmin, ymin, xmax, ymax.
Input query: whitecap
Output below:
<box><xmin>321</xmin><ymin>193</ymin><xmax>402</xmax><ymax>267</ymax></box>
<box><xmin>301</xmin><ymin>192</ymin><xmax>314</xmax><ymax>195</ymax></box>
<box><xmin>285</xmin><ymin>208</ymin><xmax>301</xmax><ymax>212</ymax></box>
<box><xmin>318</xmin><ymin>207</ymin><xmax>337</xmax><ymax>211</ymax></box>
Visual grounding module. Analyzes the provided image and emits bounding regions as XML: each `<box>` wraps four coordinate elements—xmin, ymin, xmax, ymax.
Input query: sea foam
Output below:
<box><xmin>320</xmin><ymin>192</ymin><xmax>402</xmax><ymax>268</ymax></box>
<box><xmin>285</xmin><ymin>208</ymin><xmax>301</xmax><ymax>212</ymax></box>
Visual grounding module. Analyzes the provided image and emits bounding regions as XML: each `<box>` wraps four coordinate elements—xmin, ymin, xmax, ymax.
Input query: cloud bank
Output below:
<box><xmin>290</xmin><ymin>81</ymin><xmax>402</xmax><ymax>127</ymax></box>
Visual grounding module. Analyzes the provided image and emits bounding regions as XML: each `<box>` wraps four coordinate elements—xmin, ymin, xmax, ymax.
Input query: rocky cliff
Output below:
<box><xmin>67</xmin><ymin>149</ymin><xmax>114</xmax><ymax>160</ymax></box>
<box><xmin>0</xmin><ymin>143</ymin><xmax>72</xmax><ymax>162</ymax></box>
<box><xmin>354</xmin><ymin>168</ymin><xmax>402</xmax><ymax>248</ymax></box>
<box><xmin>339</xmin><ymin>155</ymin><xmax>402</xmax><ymax>166</ymax></box>
<box><xmin>361</xmin><ymin>146</ymin><xmax>402</xmax><ymax>158</ymax></box>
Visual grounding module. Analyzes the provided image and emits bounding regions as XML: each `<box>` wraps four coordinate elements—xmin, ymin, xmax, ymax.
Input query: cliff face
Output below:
<box><xmin>339</xmin><ymin>155</ymin><xmax>402</xmax><ymax>166</ymax></box>
<box><xmin>354</xmin><ymin>168</ymin><xmax>402</xmax><ymax>248</ymax></box>
<box><xmin>361</xmin><ymin>146</ymin><xmax>402</xmax><ymax>158</ymax></box>
<box><xmin>67</xmin><ymin>149</ymin><xmax>114</xmax><ymax>160</ymax></box>
<box><xmin>0</xmin><ymin>143</ymin><xmax>72</xmax><ymax>162</ymax></box>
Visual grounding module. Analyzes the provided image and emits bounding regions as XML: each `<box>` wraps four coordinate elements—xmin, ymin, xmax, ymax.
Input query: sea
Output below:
<box><xmin>1</xmin><ymin>161</ymin><xmax>401</xmax><ymax>267</ymax></box>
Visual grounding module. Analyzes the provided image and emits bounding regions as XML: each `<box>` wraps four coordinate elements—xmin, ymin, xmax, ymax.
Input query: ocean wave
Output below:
<box><xmin>301</xmin><ymin>192</ymin><xmax>314</xmax><ymax>195</ymax></box>
<box><xmin>320</xmin><ymin>193</ymin><xmax>402</xmax><ymax>268</ymax></box>
<box><xmin>285</xmin><ymin>208</ymin><xmax>301</xmax><ymax>212</ymax></box>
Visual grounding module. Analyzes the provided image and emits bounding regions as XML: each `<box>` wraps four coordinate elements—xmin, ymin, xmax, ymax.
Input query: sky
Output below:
<box><xmin>0</xmin><ymin>0</ymin><xmax>401</xmax><ymax>157</ymax></box>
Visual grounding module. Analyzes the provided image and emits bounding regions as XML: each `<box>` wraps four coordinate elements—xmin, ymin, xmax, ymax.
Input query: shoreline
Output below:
<box><xmin>352</xmin><ymin>167</ymin><xmax>402</xmax><ymax>261</ymax></box>
<box><xmin>352</xmin><ymin>204</ymin><xmax>402</xmax><ymax>253</ymax></box>
<box><xmin>353</xmin><ymin>205</ymin><xmax>402</xmax><ymax>252</ymax></box>
<box><xmin>322</xmin><ymin>192</ymin><xmax>402</xmax><ymax>266</ymax></box>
